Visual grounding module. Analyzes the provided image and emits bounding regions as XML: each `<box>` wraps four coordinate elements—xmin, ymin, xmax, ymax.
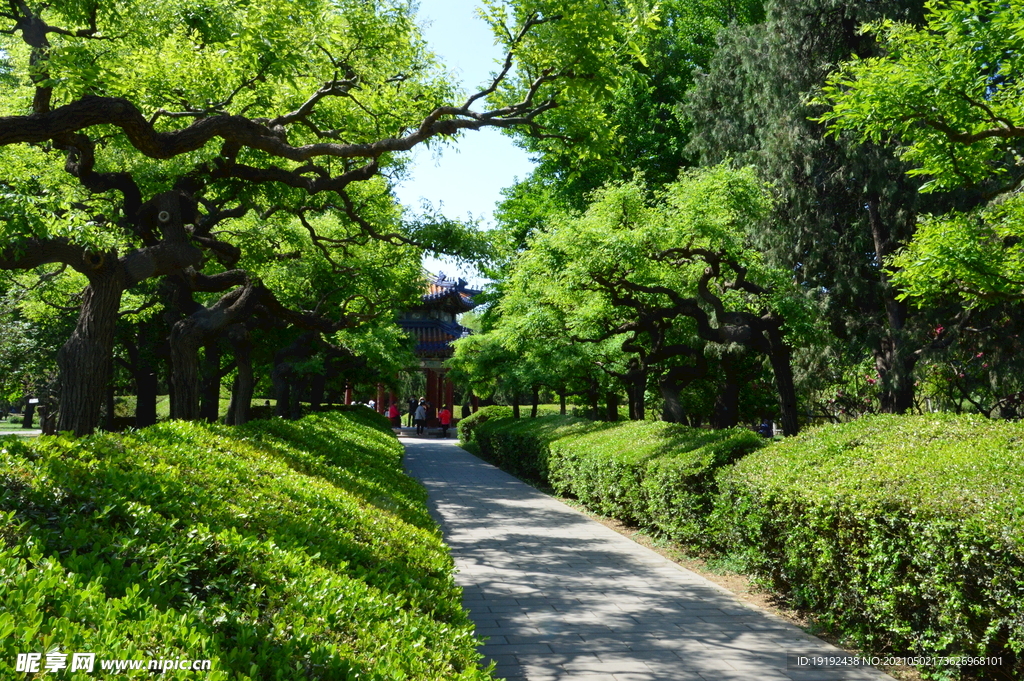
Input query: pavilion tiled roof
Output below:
<box><xmin>397</xmin><ymin>272</ymin><xmax>481</xmax><ymax>358</ymax></box>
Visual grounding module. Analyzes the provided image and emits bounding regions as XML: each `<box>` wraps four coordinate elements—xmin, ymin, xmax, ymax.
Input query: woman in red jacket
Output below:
<box><xmin>438</xmin><ymin>406</ymin><xmax>452</xmax><ymax>438</ymax></box>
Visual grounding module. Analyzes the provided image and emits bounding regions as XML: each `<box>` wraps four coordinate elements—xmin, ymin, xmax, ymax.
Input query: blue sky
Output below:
<box><xmin>393</xmin><ymin>0</ymin><xmax>536</xmax><ymax>281</ymax></box>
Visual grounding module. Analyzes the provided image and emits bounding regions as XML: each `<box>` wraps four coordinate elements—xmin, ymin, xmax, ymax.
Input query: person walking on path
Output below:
<box><xmin>407</xmin><ymin>397</ymin><xmax>417</xmax><ymax>427</ymax></box>
<box><xmin>402</xmin><ymin>438</ymin><xmax>895</xmax><ymax>681</ymax></box>
<box><xmin>438</xmin><ymin>405</ymin><xmax>452</xmax><ymax>438</ymax></box>
<box><xmin>413</xmin><ymin>399</ymin><xmax>428</xmax><ymax>435</ymax></box>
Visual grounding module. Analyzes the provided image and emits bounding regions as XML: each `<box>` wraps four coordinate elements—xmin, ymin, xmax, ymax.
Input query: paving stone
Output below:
<box><xmin>403</xmin><ymin>437</ymin><xmax>894</xmax><ymax>681</ymax></box>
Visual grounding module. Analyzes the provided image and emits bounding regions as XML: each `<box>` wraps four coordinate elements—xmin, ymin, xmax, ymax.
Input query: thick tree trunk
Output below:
<box><xmin>289</xmin><ymin>376</ymin><xmax>306</xmax><ymax>420</ymax></box>
<box><xmin>169</xmin><ymin>320</ymin><xmax>204</xmax><ymax>421</ymax></box>
<box><xmin>511</xmin><ymin>393</ymin><xmax>521</xmax><ymax>419</ymax></box>
<box><xmin>274</xmin><ymin>376</ymin><xmax>290</xmax><ymax>418</ymax></box>
<box><xmin>868</xmin><ymin>197</ymin><xmax>916</xmax><ymax>414</ymax></box>
<box><xmin>630</xmin><ymin>371</ymin><xmax>646</xmax><ymax>421</ymax></box>
<box><xmin>135</xmin><ymin>366</ymin><xmax>158</xmax><ymax>428</ymax></box>
<box><xmin>199</xmin><ymin>341</ymin><xmax>222</xmax><ymax>422</ymax></box>
<box><xmin>767</xmin><ymin>328</ymin><xmax>800</xmax><ymax>436</ymax></box>
<box><xmin>22</xmin><ymin>402</ymin><xmax>34</xmax><ymax>429</ymax></box>
<box><xmin>57</xmin><ymin>268</ymin><xmax>123</xmax><ymax>436</ymax></box>
<box><xmin>606</xmin><ymin>392</ymin><xmax>619</xmax><ymax>422</ymax></box>
<box><xmin>309</xmin><ymin>373</ymin><xmax>326</xmax><ymax>411</ymax></box>
<box><xmin>713</xmin><ymin>358</ymin><xmax>742</xmax><ymax>429</ymax></box>
<box><xmin>659</xmin><ymin>376</ymin><xmax>687</xmax><ymax>424</ymax></box>
<box><xmin>530</xmin><ymin>386</ymin><xmax>539</xmax><ymax>418</ymax></box>
<box><xmin>232</xmin><ymin>368</ymin><xmax>251</xmax><ymax>424</ymax></box>
<box><xmin>588</xmin><ymin>388</ymin><xmax>599</xmax><ymax>420</ymax></box>
<box><xmin>559</xmin><ymin>392</ymin><xmax>567</xmax><ymax>416</ymax></box>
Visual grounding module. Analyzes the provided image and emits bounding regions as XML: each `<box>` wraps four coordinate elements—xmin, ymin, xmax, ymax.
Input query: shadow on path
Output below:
<box><xmin>403</xmin><ymin>437</ymin><xmax>891</xmax><ymax>681</ymax></box>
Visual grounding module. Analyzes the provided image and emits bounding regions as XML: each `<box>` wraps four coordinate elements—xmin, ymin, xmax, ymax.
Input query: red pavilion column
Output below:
<box><xmin>344</xmin><ymin>384</ymin><xmax>352</xmax><ymax>405</ymax></box>
<box><xmin>425</xmin><ymin>369</ymin><xmax>438</xmax><ymax>408</ymax></box>
<box><xmin>444</xmin><ymin>374</ymin><xmax>454</xmax><ymax>410</ymax></box>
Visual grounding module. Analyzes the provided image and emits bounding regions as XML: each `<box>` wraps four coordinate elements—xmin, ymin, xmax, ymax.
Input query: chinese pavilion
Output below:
<box><xmin>396</xmin><ymin>272</ymin><xmax>480</xmax><ymax>417</ymax></box>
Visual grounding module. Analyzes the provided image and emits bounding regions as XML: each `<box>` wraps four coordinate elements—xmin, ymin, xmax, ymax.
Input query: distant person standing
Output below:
<box><xmin>407</xmin><ymin>397</ymin><xmax>417</xmax><ymax>427</ymax></box>
<box><xmin>387</xmin><ymin>402</ymin><xmax>400</xmax><ymax>427</ymax></box>
<box><xmin>414</xmin><ymin>400</ymin><xmax>428</xmax><ymax>435</ymax></box>
<box><xmin>438</xmin><ymin>405</ymin><xmax>452</xmax><ymax>438</ymax></box>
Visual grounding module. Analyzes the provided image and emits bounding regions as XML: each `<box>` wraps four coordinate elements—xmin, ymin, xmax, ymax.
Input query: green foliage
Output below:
<box><xmin>0</xmin><ymin>412</ymin><xmax>491</xmax><ymax>680</ymax></box>
<box><xmin>547</xmin><ymin>421</ymin><xmax>763</xmax><ymax>545</ymax></box>
<box><xmin>455</xmin><ymin>405</ymin><xmax>513</xmax><ymax>445</ymax></box>
<box><xmin>818</xmin><ymin>0</ymin><xmax>1024</xmax><ymax>311</ymax></box>
<box><xmin>889</xmin><ymin>194</ymin><xmax>1024</xmax><ymax>308</ymax></box>
<box><xmin>473</xmin><ymin>416</ymin><xmax>763</xmax><ymax>546</ymax></box>
<box><xmin>819</xmin><ymin>0</ymin><xmax>1024</xmax><ymax>192</ymax></box>
<box><xmin>474</xmin><ymin>415</ymin><xmax>604</xmax><ymax>482</ymax></box>
<box><xmin>716</xmin><ymin>414</ymin><xmax>1024</xmax><ymax>679</ymax></box>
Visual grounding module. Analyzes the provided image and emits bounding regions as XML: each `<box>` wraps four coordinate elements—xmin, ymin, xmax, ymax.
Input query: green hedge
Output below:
<box><xmin>456</xmin><ymin>405</ymin><xmax>513</xmax><ymax>444</ymax></box>
<box><xmin>474</xmin><ymin>415</ymin><xmax>606</xmax><ymax>482</ymax></box>
<box><xmin>0</xmin><ymin>412</ymin><xmax>491</xmax><ymax>680</ymax></box>
<box><xmin>717</xmin><ymin>414</ymin><xmax>1024</xmax><ymax>680</ymax></box>
<box><xmin>547</xmin><ymin>420</ymin><xmax>763</xmax><ymax>545</ymax></box>
<box><xmin>472</xmin><ymin>416</ymin><xmax>762</xmax><ymax>545</ymax></box>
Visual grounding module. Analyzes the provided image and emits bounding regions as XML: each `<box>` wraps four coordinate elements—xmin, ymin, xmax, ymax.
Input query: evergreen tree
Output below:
<box><xmin>684</xmin><ymin>0</ymin><xmax>981</xmax><ymax>413</ymax></box>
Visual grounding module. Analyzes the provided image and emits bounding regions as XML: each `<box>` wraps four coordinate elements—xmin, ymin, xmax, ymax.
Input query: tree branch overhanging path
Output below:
<box><xmin>0</xmin><ymin>0</ymin><xmax>629</xmax><ymax>435</ymax></box>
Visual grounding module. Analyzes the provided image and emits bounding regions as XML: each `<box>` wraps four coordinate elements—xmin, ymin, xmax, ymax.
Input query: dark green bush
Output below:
<box><xmin>456</xmin><ymin>405</ymin><xmax>513</xmax><ymax>444</ymax></box>
<box><xmin>547</xmin><ymin>420</ymin><xmax>763</xmax><ymax>544</ymax></box>
<box><xmin>717</xmin><ymin>414</ymin><xmax>1024</xmax><ymax>680</ymax></box>
<box><xmin>0</xmin><ymin>412</ymin><xmax>491</xmax><ymax>680</ymax></box>
<box><xmin>475</xmin><ymin>415</ymin><xmax>605</xmax><ymax>482</ymax></box>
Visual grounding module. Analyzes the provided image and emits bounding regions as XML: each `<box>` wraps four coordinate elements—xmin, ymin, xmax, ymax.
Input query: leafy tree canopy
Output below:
<box><xmin>818</xmin><ymin>0</ymin><xmax>1024</xmax><ymax>192</ymax></box>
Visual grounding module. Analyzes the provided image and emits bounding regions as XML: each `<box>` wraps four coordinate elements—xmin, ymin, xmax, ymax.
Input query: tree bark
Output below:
<box><xmin>22</xmin><ymin>402</ymin><xmax>35</xmax><ymax>429</ymax></box>
<box><xmin>309</xmin><ymin>373</ymin><xmax>326</xmax><ymax>411</ymax></box>
<box><xmin>606</xmin><ymin>392</ymin><xmax>620</xmax><ymax>422</ymax></box>
<box><xmin>766</xmin><ymin>327</ymin><xmax>800</xmax><ymax>436</ymax></box>
<box><xmin>868</xmin><ymin>197</ymin><xmax>916</xmax><ymax>414</ymax></box>
<box><xmin>289</xmin><ymin>375</ymin><xmax>306</xmax><ymax>420</ymax></box>
<box><xmin>135</xmin><ymin>366</ymin><xmax>158</xmax><ymax>428</ymax></box>
<box><xmin>169</xmin><ymin>321</ymin><xmax>204</xmax><ymax>421</ymax></box>
<box><xmin>559</xmin><ymin>392</ymin><xmax>567</xmax><ymax>416</ymax></box>
<box><xmin>199</xmin><ymin>340</ymin><xmax>222</xmax><ymax>422</ymax></box>
<box><xmin>659</xmin><ymin>375</ymin><xmax>688</xmax><ymax>424</ymax></box>
<box><xmin>511</xmin><ymin>393</ymin><xmax>521</xmax><ymax>419</ymax></box>
<box><xmin>713</xmin><ymin>357</ymin><xmax>742</xmax><ymax>429</ymax></box>
<box><xmin>530</xmin><ymin>386</ymin><xmax>539</xmax><ymax>418</ymax></box>
<box><xmin>56</xmin><ymin>266</ymin><xmax>123</xmax><ymax>436</ymax></box>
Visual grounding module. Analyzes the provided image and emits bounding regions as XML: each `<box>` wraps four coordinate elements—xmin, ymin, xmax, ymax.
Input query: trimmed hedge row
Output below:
<box><xmin>471</xmin><ymin>413</ymin><xmax>1024</xmax><ymax>679</ymax></box>
<box><xmin>456</xmin><ymin>405</ymin><xmax>513</xmax><ymax>445</ymax></box>
<box><xmin>718</xmin><ymin>414</ymin><xmax>1024</xmax><ymax>680</ymax></box>
<box><xmin>0</xmin><ymin>412</ymin><xmax>491</xmax><ymax>680</ymax></box>
<box><xmin>474</xmin><ymin>415</ymin><xmax>607</xmax><ymax>481</ymax></box>
<box><xmin>469</xmin><ymin>416</ymin><xmax>762</xmax><ymax>546</ymax></box>
<box><xmin>548</xmin><ymin>421</ymin><xmax>764</xmax><ymax>545</ymax></box>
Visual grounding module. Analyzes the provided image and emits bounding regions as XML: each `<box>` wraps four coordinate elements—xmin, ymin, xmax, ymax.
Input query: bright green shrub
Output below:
<box><xmin>456</xmin><ymin>405</ymin><xmax>513</xmax><ymax>444</ymax></box>
<box><xmin>717</xmin><ymin>414</ymin><xmax>1024</xmax><ymax>680</ymax></box>
<box><xmin>474</xmin><ymin>415</ymin><xmax>605</xmax><ymax>481</ymax></box>
<box><xmin>548</xmin><ymin>421</ymin><xmax>763</xmax><ymax>544</ymax></box>
<box><xmin>0</xmin><ymin>412</ymin><xmax>491</xmax><ymax>680</ymax></box>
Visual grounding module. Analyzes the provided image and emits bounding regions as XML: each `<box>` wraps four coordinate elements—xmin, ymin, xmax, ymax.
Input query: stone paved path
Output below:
<box><xmin>402</xmin><ymin>436</ymin><xmax>893</xmax><ymax>681</ymax></box>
